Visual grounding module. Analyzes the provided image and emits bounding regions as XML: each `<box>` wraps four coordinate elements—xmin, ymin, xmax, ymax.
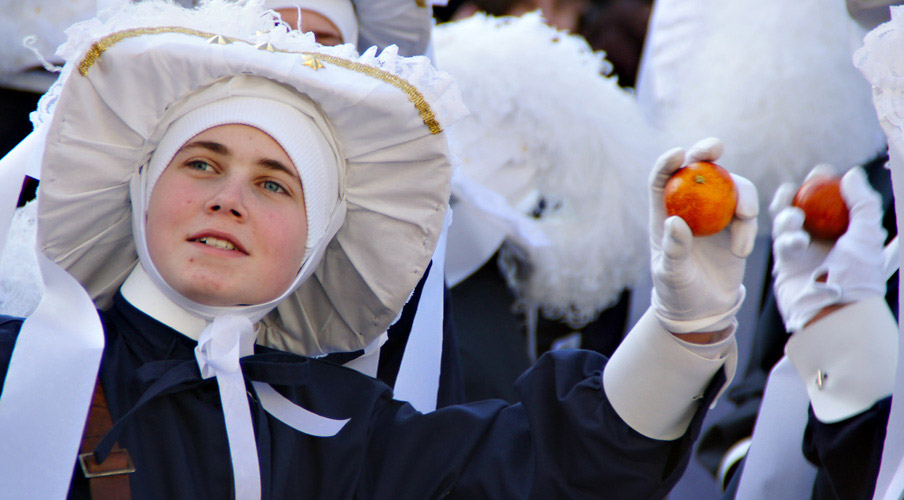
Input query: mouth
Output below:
<box><xmin>187</xmin><ymin>232</ymin><xmax>248</xmax><ymax>255</ymax></box>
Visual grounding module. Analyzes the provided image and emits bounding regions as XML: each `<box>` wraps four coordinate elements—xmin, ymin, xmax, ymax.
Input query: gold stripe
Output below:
<box><xmin>77</xmin><ymin>27</ymin><xmax>442</xmax><ymax>134</ymax></box>
<box><xmin>304</xmin><ymin>53</ymin><xmax>441</xmax><ymax>134</ymax></box>
<box><xmin>78</xmin><ymin>27</ymin><xmax>233</xmax><ymax>76</ymax></box>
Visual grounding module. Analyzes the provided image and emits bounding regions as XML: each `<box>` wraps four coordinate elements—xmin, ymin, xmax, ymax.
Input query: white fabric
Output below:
<box><xmin>0</xmin><ymin>0</ymin><xmax>95</xmax><ymax>74</ymax></box>
<box><xmin>262</xmin><ymin>0</ymin><xmax>358</xmax><ymax>46</ymax></box>
<box><xmin>785</xmin><ymin>296</ymin><xmax>897</xmax><ymax>422</ymax></box>
<box><xmin>127</xmin><ymin>79</ymin><xmax>347</xmax><ymax>500</ymax></box>
<box><xmin>637</xmin><ymin>0</ymin><xmax>885</xmax><ymax>233</ymax></box>
<box><xmin>603</xmin><ymin>308</ymin><xmax>737</xmax><ymax>440</ymax></box>
<box><xmin>444</xmin><ymin>172</ymin><xmax>548</xmax><ymax>287</ymax></box>
<box><xmin>435</xmin><ymin>13</ymin><xmax>655</xmax><ymax>327</ymax></box>
<box><xmin>0</xmin><ymin>124</ymin><xmax>84</xmax><ymax>500</ymax></box>
<box><xmin>121</xmin><ymin>265</ymin><xmax>208</xmax><ymax>339</ymax></box>
<box><xmin>875</xmin><ymin>134</ymin><xmax>904</xmax><ymax>500</ymax></box>
<box><xmin>854</xmin><ymin>13</ymin><xmax>904</xmax><ymax>497</ymax></box>
<box><xmin>0</xmin><ymin>130</ymin><xmax>44</xmax><ymax>263</ymax></box>
<box><xmin>735</xmin><ymin>357</ymin><xmax>817</xmax><ymax>500</ymax></box>
<box><xmin>738</xmin><ymin>298</ymin><xmax>896</xmax><ymax>499</ymax></box>
<box><xmin>392</xmin><ymin>210</ymin><xmax>450</xmax><ymax>413</ymax></box>
<box><xmin>341</xmin><ymin>337</ymin><xmax>383</xmax><ymax>377</ymax></box>
<box><xmin>195</xmin><ymin>315</ymin><xmax>261</xmax><ymax>500</ymax></box>
<box><xmin>718</xmin><ymin>437</ymin><xmax>751</xmax><ymax>489</ymax></box>
<box><xmin>30</xmin><ymin>1</ymin><xmax>465</xmax><ymax>355</ymax></box>
<box><xmin>0</xmin><ymin>253</ymin><xmax>104</xmax><ymax>500</ymax></box>
<box><xmin>0</xmin><ymin>3</ymin><xmax>465</xmax><ymax>498</ymax></box>
<box><xmin>251</xmin><ymin>382</ymin><xmax>349</xmax><ymax>436</ymax></box>
<box><xmin>771</xmin><ymin>166</ymin><xmax>888</xmax><ymax>332</ymax></box>
<box><xmin>0</xmin><ymin>201</ymin><xmax>41</xmax><ymax>318</ymax></box>
<box><xmin>128</xmin><ymin>79</ymin><xmax>348</xmax><ymax>328</ymax></box>
<box><xmin>352</xmin><ymin>0</ymin><xmax>433</xmax><ymax>56</ymax></box>
<box><xmin>145</xmin><ymin>90</ymin><xmax>341</xmax><ymax>262</ymax></box>
<box><xmin>648</xmin><ymin>138</ymin><xmax>759</xmax><ymax>333</ymax></box>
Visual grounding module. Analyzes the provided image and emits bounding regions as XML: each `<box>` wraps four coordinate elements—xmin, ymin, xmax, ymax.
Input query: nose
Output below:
<box><xmin>206</xmin><ymin>179</ymin><xmax>247</xmax><ymax>219</ymax></box>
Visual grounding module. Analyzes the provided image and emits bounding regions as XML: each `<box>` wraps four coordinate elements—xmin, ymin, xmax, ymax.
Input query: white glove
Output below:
<box><xmin>649</xmin><ymin>138</ymin><xmax>759</xmax><ymax>334</ymax></box>
<box><xmin>771</xmin><ymin>165</ymin><xmax>888</xmax><ymax>333</ymax></box>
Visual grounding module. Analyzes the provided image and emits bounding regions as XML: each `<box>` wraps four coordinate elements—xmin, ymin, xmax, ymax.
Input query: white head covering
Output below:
<box><xmin>133</xmin><ymin>77</ymin><xmax>343</xmax><ymax>324</ymax></box>
<box><xmin>262</xmin><ymin>0</ymin><xmax>358</xmax><ymax>46</ymax></box>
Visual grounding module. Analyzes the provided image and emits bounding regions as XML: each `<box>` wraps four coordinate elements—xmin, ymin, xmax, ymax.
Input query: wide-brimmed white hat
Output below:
<box><xmin>31</xmin><ymin>0</ymin><xmax>466</xmax><ymax>354</ymax></box>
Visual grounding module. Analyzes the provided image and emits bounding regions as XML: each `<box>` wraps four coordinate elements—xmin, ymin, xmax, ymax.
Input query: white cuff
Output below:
<box><xmin>603</xmin><ymin>308</ymin><xmax>737</xmax><ymax>440</ymax></box>
<box><xmin>785</xmin><ymin>296</ymin><xmax>897</xmax><ymax>423</ymax></box>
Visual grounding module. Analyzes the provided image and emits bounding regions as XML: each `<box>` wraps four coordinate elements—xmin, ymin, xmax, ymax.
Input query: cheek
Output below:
<box><xmin>260</xmin><ymin>208</ymin><xmax>308</xmax><ymax>270</ymax></box>
<box><xmin>146</xmin><ymin>182</ymin><xmax>199</xmax><ymax>260</ymax></box>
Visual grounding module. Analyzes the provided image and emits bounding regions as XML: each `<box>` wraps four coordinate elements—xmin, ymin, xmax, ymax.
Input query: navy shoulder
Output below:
<box><xmin>0</xmin><ymin>315</ymin><xmax>25</xmax><ymax>387</ymax></box>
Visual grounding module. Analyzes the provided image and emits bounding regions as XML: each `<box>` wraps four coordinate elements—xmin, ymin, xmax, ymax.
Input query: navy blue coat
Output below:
<box><xmin>0</xmin><ymin>294</ymin><xmax>721</xmax><ymax>499</ymax></box>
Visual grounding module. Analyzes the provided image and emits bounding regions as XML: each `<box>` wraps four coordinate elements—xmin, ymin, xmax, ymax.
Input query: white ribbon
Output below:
<box><xmin>195</xmin><ymin>315</ymin><xmax>261</xmax><ymax>500</ymax></box>
<box><xmin>252</xmin><ymin>382</ymin><xmax>349</xmax><ymax>437</ymax></box>
<box><xmin>393</xmin><ymin>210</ymin><xmax>451</xmax><ymax>413</ymax></box>
<box><xmin>0</xmin><ymin>124</ymin><xmax>103</xmax><ymax>500</ymax></box>
<box><xmin>735</xmin><ymin>356</ymin><xmax>817</xmax><ymax>500</ymax></box>
<box><xmin>0</xmin><ymin>253</ymin><xmax>104</xmax><ymax>499</ymax></box>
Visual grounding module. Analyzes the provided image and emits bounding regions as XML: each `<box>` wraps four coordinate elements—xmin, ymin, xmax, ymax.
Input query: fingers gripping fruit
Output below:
<box><xmin>663</xmin><ymin>161</ymin><xmax>738</xmax><ymax>236</ymax></box>
<box><xmin>792</xmin><ymin>175</ymin><xmax>849</xmax><ymax>241</ymax></box>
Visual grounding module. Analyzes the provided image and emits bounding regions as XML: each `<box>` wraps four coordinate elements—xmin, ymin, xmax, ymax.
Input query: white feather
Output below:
<box><xmin>436</xmin><ymin>13</ymin><xmax>660</xmax><ymax>327</ymax></box>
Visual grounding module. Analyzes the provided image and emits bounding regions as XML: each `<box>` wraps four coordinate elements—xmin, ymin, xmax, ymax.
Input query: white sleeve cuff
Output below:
<box><xmin>603</xmin><ymin>308</ymin><xmax>738</xmax><ymax>440</ymax></box>
<box><xmin>785</xmin><ymin>296</ymin><xmax>897</xmax><ymax>423</ymax></box>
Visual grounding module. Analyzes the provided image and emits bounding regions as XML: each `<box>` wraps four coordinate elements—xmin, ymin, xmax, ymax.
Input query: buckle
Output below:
<box><xmin>79</xmin><ymin>449</ymin><xmax>136</xmax><ymax>478</ymax></box>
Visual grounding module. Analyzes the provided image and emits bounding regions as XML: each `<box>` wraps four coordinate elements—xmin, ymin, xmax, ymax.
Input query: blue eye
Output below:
<box><xmin>262</xmin><ymin>180</ymin><xmax>286</xmax><ymax>194</ymax></box>
<box><xmin>188</xmin><ymin>160</ymin><xmax>214</xmax><ymax>172</ymax></box>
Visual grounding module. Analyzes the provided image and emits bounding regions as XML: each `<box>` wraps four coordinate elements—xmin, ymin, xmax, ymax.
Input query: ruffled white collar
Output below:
<box><xmin>120</xmin><ymin>264</ymin><xmax>208</xmax><ymax>340</ymax></box>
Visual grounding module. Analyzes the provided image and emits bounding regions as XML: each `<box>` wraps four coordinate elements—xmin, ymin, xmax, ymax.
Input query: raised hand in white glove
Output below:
<box><xmin>649</xmin><ymin>138</ymin><xmax>759</xmax><ymax>334</ymax></box>
<box><xmin>771</xmin><ymin>165</ymin><xmax>888</xmax><ymax>333</ymax></box>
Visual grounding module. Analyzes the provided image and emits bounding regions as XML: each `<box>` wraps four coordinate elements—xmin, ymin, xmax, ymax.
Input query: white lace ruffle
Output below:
<box><xmin>855</xmin><ymin>6</ymin><xmax>904</xmax><ymax>137</ymax></box>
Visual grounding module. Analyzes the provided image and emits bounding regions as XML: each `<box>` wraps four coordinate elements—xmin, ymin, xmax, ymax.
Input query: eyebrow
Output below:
<box><xmin>258</xmin><ymin>158</ymin><xmax>300</xmax><ymax>181</ymax></box>
<box><xmin>184</xmin><ymin>140</ymin><xmax>230</xmax><ymax>156</ymax></box>
<box><xmin>182</xmin><ymin>140</ymin><xmax>299</xmax><ymax>180</ymax></box>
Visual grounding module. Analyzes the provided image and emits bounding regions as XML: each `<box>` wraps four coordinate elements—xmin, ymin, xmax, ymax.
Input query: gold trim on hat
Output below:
<box><xmin>307</xmin><ymin>53</ymin><xmax>441</xmax><ymax>134</ymax></box>
<box><xmin>77</xmin><ymin>27</ymin><xmax>442</xmax><ymax>134</ymax></box>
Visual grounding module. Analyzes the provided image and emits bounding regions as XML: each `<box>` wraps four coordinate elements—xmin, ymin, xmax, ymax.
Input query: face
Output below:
<box><xmin>147</xmin><ymin>124</ymin><xmax>308</xmax><ymax>307</ymax></box>
<box><xmin>277</xmin><ymin>8</ymin><xmax>344</xmax><ymax>46</ymax></box>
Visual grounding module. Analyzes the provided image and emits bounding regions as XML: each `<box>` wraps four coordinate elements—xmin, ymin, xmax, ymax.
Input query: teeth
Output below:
<box><xmin>198</xmin><ymin>237</ymin><xmax>236</xmax><ymax>251</ymax></box>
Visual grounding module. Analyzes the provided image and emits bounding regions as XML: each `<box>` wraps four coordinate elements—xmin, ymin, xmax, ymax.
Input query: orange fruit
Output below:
<box><xmin>792</xmin><ymin>175</ymin><xmax>849</xmax><ymax>240</ymax></box>
<box><xmin>663</xmin><ymin>161</ymin><xmax>738</xmax><ymax>236</ymax></box>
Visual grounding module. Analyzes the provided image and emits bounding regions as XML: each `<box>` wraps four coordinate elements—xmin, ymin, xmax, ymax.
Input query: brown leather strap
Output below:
<box><xmin>78</xmin><ymin>380</ymin><xmax>134</xmax><ymax>500</ymax></box>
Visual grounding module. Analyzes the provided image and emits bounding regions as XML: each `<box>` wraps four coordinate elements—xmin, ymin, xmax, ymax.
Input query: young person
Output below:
<box><xmin>0</xmin><ymin>1</ymin><xmax>757</xmax><ymax>499</ymax></box>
